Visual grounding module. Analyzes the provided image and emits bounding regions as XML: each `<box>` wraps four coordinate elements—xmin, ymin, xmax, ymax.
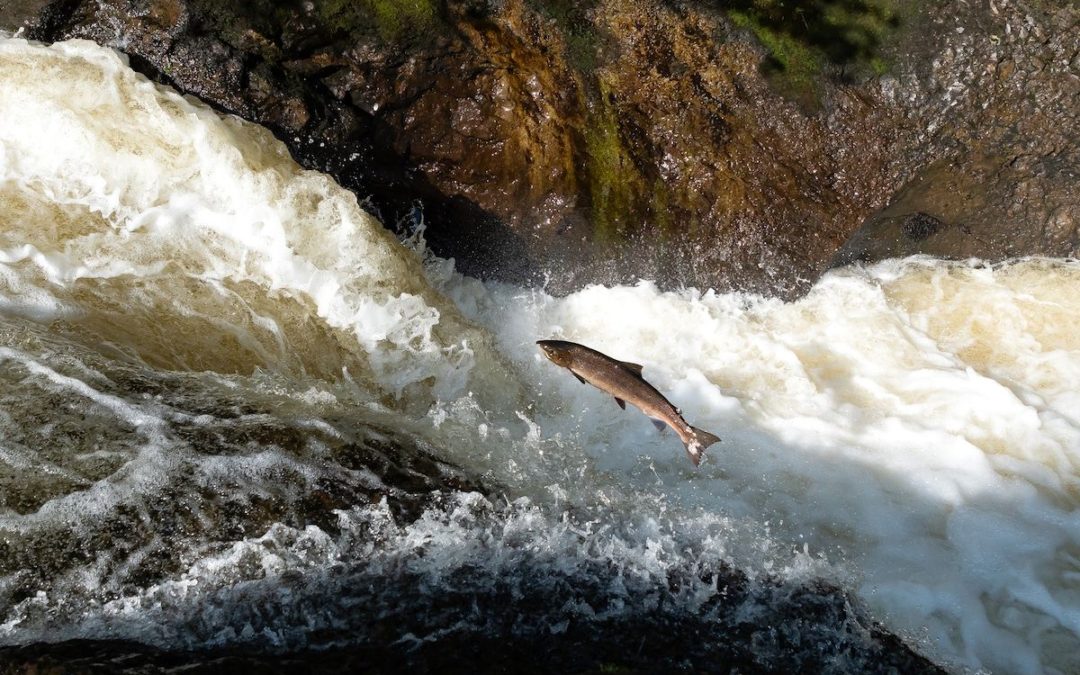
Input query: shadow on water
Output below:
<box><xmin>0</xmin><ymin>319</ymin><xmax>943</xmax><ymax>673</ymax></box>
<box><xmin>0</xmin><ymin>527</ymin><xmax>945</xmax><ymax>675</ymax></box>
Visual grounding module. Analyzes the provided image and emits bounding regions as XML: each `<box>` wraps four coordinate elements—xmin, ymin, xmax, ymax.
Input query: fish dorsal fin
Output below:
<box><xmin>621</xmin><ymin>361</ymin><xmax>644</xmax><ymax>376</ymax></box>
<box><xmin>614</xmin><ymin>397</ymin><xmax>626</xmax><ymax>410</ymax></box>
<box><xmin>573</xmin><ymin>372</ymin><xmax>587</xmax><ymax>385</ymax></box>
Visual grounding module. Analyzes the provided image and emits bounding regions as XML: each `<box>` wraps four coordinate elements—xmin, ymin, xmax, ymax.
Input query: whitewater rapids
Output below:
<box><xmin>1</xmin><ymin>38</ymin><xmax>1078</xmax><ymax>673</ymax></box>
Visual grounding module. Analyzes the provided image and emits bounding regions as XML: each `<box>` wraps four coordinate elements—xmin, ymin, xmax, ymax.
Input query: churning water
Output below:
<box><xmin>1</xmin><ymin>38</ymin><xmax>1078</xmax><ymax>673</ymax></box>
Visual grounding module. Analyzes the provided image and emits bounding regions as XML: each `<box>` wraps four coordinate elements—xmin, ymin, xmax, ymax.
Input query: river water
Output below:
<box><xmin>1</xmin><ymin>38</ymin><xmax>1078</xmax><ymax>674</ymax></box>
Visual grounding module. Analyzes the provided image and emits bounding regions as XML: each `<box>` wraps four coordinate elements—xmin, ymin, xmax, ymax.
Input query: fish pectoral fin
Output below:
<box><xmin>649</xmin><ymin>418</ymin><xmax>667</xmax><ymax>432</ymax></box>
<box><xmin>573</xmin><ymin>372</ymin><xmax>587</xmax><ymax>384</ymax></box>
<box><xmin>614</xmin><ymin>397</ymin><xmax>626</xmax><ymax>410</ymax></box>
<box><xmin>621</xmin><ymin>361</ymin><xmax>644</xmax><ymax>376</ymax></box>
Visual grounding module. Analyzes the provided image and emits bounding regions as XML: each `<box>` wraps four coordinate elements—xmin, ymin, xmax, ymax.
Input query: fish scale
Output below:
<box><xmin>536</xmin><ymin>339</ymin><xmax>721</xmax><ymax>466</ymax></box>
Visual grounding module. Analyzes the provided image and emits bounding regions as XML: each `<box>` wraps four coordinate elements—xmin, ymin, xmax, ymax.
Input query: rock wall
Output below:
<box><xmin>834</xmin><ymin>0</ymin><xmax>1080</xmax><ymax>266</ymax></box>
<box><xmin>4</xmin><ymin>0</ymin><xmax>1078</xmax><ymax>296</ymax></box>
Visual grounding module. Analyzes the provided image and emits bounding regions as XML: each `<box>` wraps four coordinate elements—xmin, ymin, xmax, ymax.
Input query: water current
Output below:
<box><xmin>1</xmin><ymin>37</ymin><xmax>1079</xmax><ymax>674</ymax></box>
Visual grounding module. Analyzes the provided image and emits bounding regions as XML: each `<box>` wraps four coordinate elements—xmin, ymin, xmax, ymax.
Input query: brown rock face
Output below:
<box><xmin>835</xmin><ymin>0</ymin><xmax>1080</xmax><ymax>266</ymax></box>
<box><xmin>5</xmin><ymin>0</ymin><xmax>1079</xmax><ymax>296</ymax></box>
<box><xmin>0</xmin><ymin>0</ymin><xmax>52</xmax><ymax>29</ymax></box>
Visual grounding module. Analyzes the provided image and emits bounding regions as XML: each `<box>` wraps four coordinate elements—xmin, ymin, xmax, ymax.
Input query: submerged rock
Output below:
<box><xmin>6</xmin><ymin>0</ymin><xmax>1078</xmax><ymax>296</ymax></box>
<box><xmin>0</xmin><ymin>496</ymin><xmax>947</xmax><ymax>674</ymax></box>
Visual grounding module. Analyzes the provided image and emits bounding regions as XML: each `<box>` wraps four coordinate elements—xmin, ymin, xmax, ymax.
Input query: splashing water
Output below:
<box><xmin>1</xmin><ymin>37</ymin><xmax>1079</xmax><ymax>674</ymax></box>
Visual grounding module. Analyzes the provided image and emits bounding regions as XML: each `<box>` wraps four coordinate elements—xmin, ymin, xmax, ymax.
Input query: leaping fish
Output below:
<box><xmin>537</xmin><ymin>339</ymin><xmax>720</xmax><ymax>466</ymax></box>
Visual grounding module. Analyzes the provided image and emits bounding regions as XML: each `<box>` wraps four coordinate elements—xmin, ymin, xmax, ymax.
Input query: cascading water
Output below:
<box><xmin>1</xmin><ymin>37</ymin><xmax>1078</xmax><ymax>674</ymax></box>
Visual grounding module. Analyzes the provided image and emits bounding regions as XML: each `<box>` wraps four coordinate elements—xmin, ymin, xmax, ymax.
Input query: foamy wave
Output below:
<box><xmin>2</xmin><ymin>36</ymin><xmax>1079</xmax><ymax>674</ymax></box>
<box><xmin>0</xmin><ymin>37</ymin><xmax>516</xmax><ymax>409</ymax></box>
<box><xmin>452</xmin><ymin>259</ymin><xmax>1080</xmax><ymax>674</ymax></box>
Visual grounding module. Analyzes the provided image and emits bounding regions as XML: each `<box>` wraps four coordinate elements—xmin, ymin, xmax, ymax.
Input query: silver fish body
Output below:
<box><xmin>537</xmin><ymin>339</ymin><xmax>720</xmax><ymax>466</ymax></box>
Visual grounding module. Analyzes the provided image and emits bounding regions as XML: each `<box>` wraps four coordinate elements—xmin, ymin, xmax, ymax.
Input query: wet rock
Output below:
<box><xmin>836</xmin><ymin>0</ymin><xmax>1080</xmax><ymax>267</ymax></box>
<box><xmin>901</xmin><ymin>212</ymin><xmax>943</xmax><ymax>242</ymax></box>
<box><xmin>6</xmin><ymin>0</ymin><xmax>1080</xmax><ymax>295</ymax></box>
<box><xmin>0</xmin><ymin>0</ymin><xmax>52</xmax><ymax>33</ymax></box>
<box><xmin>0</xmin><ymin>548</ymin><xmax>947</xmax><ymax>675</ymax></box>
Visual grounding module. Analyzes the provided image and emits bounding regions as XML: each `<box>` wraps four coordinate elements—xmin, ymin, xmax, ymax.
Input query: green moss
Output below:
<box><xmin>582</xmin><ymin>79</ymin><xmax>641</xmax><ymax>243</ymax></box>
<box><xmin>528</xmin><ymin>0</ymin><xmax>602</xmax><ymax>72</ymax></box>
<box><xmin>725</xmin><ymin>0</ymin><xmax>903</xmax><ymax>106</ymax></box>
<box><xmin>524</xmin><ymin>1</ymin><xmax>642</xmax><ymax>241</ymax></box>
<box><xmin>583</xmin><ymin>96</ymin><xmax>677</xmax><ymax>243</ymax></box>
<box><xmin>565</xmin><ymin>29</ymin><xmax>600</xmax><ymax>72</ymax></box>
<box><xmin>730</xmin><ymin>9</ymin><xmax>824</xmax><ymax>107</ymax></box>
<box><xmin>317</xmin><ymin>0</ymin><xmax>441</xmax><ymax>43</ymax></box>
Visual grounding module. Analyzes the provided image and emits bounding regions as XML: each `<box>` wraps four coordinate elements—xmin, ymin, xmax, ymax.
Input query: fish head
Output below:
<box><xmin>536</xmin><ymin>340</ymin><xmax>574</xmax><ymax>367</ymax></box>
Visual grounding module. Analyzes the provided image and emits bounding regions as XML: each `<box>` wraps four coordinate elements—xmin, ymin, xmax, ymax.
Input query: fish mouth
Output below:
<box><xmin>536</xmin><ymin>340</ymin><xmax>557</xmax><ymax>360</ymax></box>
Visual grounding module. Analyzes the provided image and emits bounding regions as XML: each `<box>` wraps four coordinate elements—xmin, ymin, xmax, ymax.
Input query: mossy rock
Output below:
<box><xmin>316</xmin><ymin>0</ymin><xmax>443</xmax><ymax>42</ymax></box>
<box><xmin>723</xmin><ymin>0</ymin><xmax>903</xmax><ymax>106</ymax></box>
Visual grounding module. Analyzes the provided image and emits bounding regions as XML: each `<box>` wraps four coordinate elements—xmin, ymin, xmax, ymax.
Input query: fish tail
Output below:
<box><xmin>684</xmin><ymin>426</ymin><xmax>721</xmax><ymax>467</ymax></box>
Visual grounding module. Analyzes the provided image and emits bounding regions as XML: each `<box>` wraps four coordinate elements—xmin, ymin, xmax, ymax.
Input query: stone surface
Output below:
<box><xmin>835</xmin><ymin>0</ymin><xmax>1080</xmax><ymax>267</ymax></box>
<box><xmin>4</xmin><ymin>0</ymin><xmax>1079</xmax><ymax>297</ymax></box>
<box><xmin>0</xmin><ymin>0</ymin><xmax>51</xmax><ymax>31</ymax></box>
<box><xmin>0</xmin><ymin>571</ymin><xmax>947</xmax><ymax>675</ymax></box>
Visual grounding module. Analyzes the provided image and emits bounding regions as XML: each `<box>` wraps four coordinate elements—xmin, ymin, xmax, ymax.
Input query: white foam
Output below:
<box><xmin>2</xmin><ymin>36</ymin><xmax>1079</xmax><ymax>674</ymax></box>
<box><xmin>451</xmin><ymin>259</ymin><xmax>1080</xmax><ymax>674</ymax></box>
<box><xmin>0</xmin><ymin>37</ymin><xmax>515</xmax><ymax>409</ymax></box>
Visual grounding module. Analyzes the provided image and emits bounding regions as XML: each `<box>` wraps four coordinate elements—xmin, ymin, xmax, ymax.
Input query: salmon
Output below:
<box><xmin>537</xmin><ymin>339</ymin><xmax>720</xmax><ymax>466</ymax></box>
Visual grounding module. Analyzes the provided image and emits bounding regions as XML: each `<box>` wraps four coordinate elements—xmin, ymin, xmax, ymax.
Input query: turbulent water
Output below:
<box><xmin>1</xmin><ymin>38</ymin><xmax>1079</xmax><ymax>674</ymax></box>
